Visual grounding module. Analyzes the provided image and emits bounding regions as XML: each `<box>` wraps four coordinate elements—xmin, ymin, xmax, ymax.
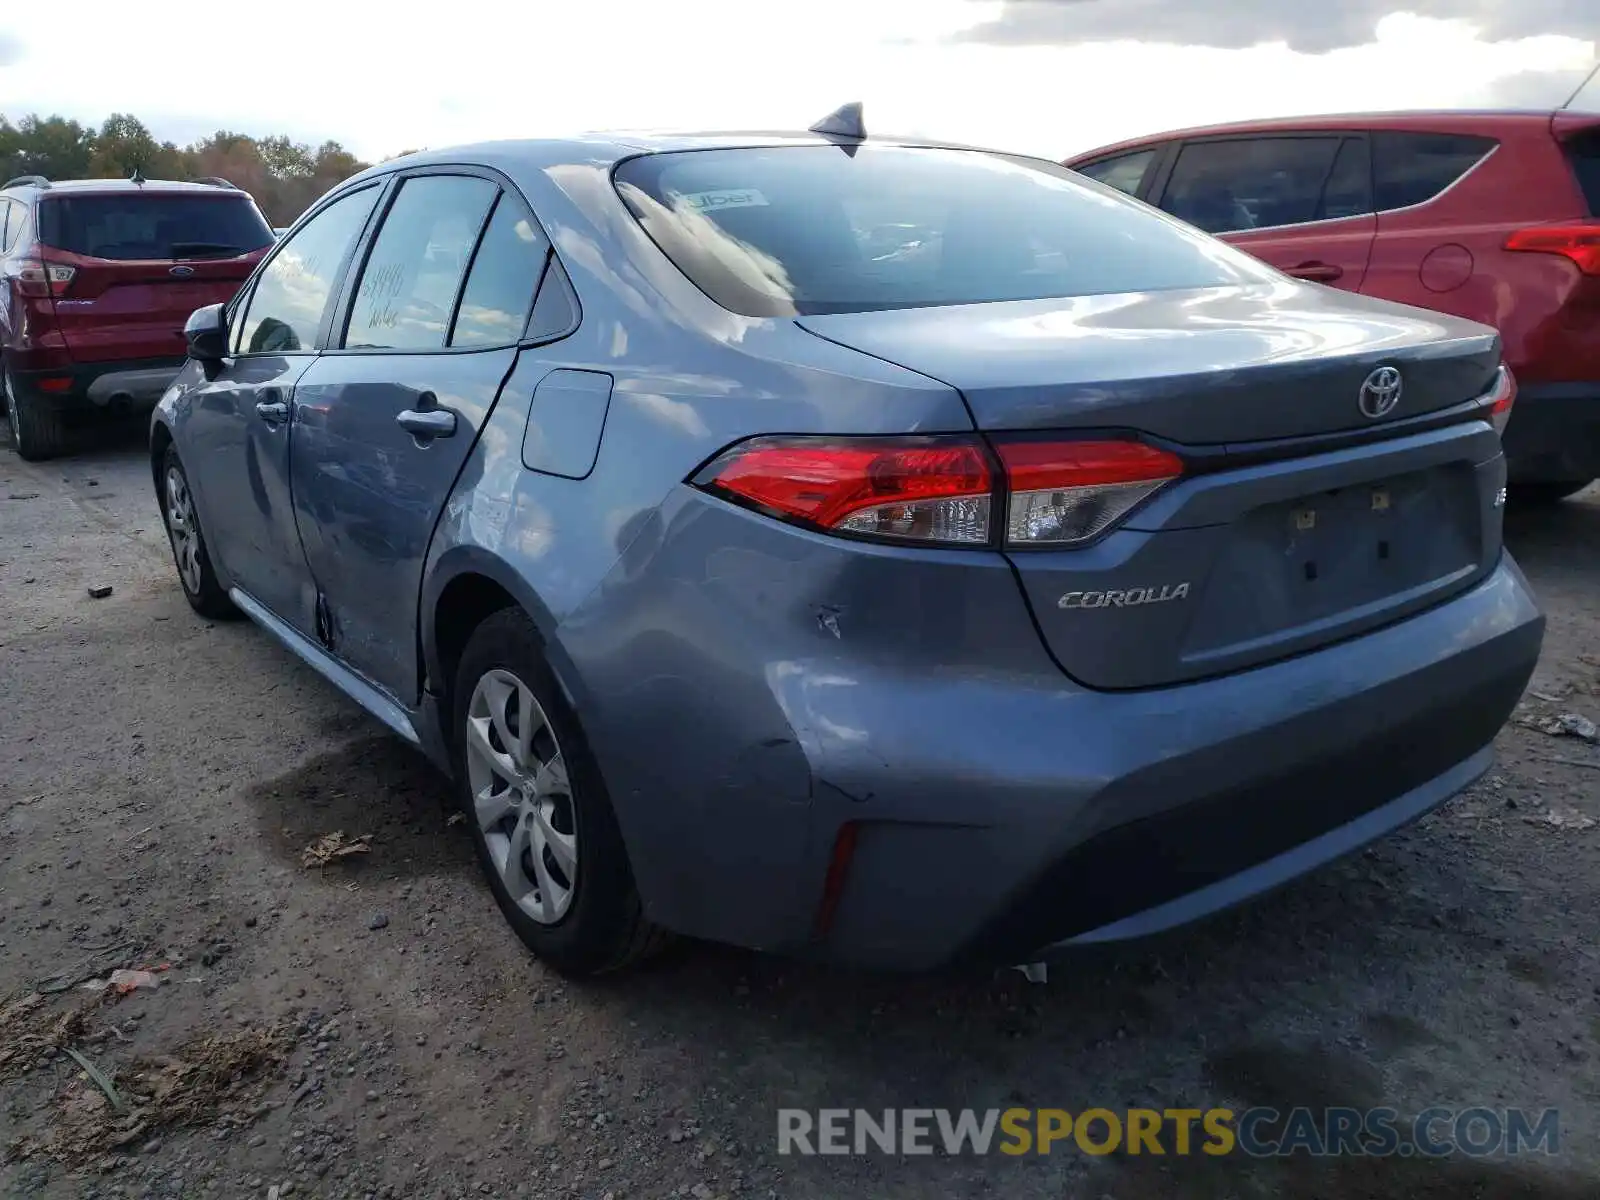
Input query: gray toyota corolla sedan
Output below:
<box><xmin>151</xmin><ymin>117</ymin><xmax>1545</xmax><ymax>977</ymax></box>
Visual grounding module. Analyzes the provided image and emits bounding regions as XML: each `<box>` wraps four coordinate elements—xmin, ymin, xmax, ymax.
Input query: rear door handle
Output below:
<box><xmin>1287</xmin><ymin>261</ymin><xmax>1344</xmax><ymax>283</ymax></box>
<box><xmin>396</xmin><ymin>408</ymin><xmax>457</xmax><ymax>440</ymax></box>
<box><xmin>255</xmin><ymin>390</ymin><xmax>290</xmax><ymax>424</ymax></box>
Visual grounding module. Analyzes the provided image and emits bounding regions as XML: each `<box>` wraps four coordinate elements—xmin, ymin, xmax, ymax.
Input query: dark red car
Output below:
<box><xmin>1065</xmin><ymin>109</ymin><xmax>1600</xmax><ymax>502</ymax></box>
<box><xmin>1</xmin><ymin>175</ymin><xmax>274</xmax><ymax>459</ymax></box>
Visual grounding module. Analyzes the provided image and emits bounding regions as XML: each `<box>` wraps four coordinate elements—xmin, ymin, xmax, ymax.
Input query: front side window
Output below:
<box><xmin>0</xmin><ymin>200</ymin><xmax>14</xmax><ymax>252</ymax></box>
<box><xmin>614</xmin><ymin>145</ymin><xmax>1272</xmax><ymax>318</ymax></box>
<box><xmin>450</xmin><ymin>194</ymin><xmax>550</xmax><ymax>347</ymax></box>
<box><xmin>343</xmin><ymin>174</ymin><xmax>497</xmax><ymax>351</ymax></box>
<box><xmin>1074</xmin><ymin>149</ymin><xmax>1159</xmax><ymax>196</ymax></box>
<box><xmin>1160</xmin><ymin>137</ymin><xmax>1347</xmax><ymax>234</ymax></box>
<box><xmin>1372</xmin><ymin>132</ymin><xmax>1496</xmax><ymax>211</ymax></box>
<box><xmin>236</xmin><ymin>186</ymin><xmax>379</xmax><ymax>355</ymax></box>
<box><xmin>37</xmin><ymin>194</ymin><xmax>274</xmax><ymax>260</ymax></box>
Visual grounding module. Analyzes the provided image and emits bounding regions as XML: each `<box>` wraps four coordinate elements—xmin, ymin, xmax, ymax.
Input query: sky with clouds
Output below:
<box><xmin>0</xmin><ymin>0</ymin><xmax>1595</xmax><ymax>162</ymax></box>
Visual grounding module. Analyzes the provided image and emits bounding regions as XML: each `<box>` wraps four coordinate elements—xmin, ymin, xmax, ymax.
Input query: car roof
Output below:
<box><xmin>342</xmin><ymin>129</ymin><xmax>1010</xmax><ymax>185</ymax></box>
<box><xmin>1063</xmin><ymin>109</ymin><xmax>1566</xmax><ymax>163</ymax></box>
<box><xmin>2</xmin><ymin>178</ymin><xmax>252</xmax><ymax>199</ymax></box>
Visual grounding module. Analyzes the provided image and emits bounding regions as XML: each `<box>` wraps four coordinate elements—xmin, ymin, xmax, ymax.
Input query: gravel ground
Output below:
<box><xmin>1</xmin><ymin>422</ymin><xmax>1598</xmax><ymax>1200</ymax></box>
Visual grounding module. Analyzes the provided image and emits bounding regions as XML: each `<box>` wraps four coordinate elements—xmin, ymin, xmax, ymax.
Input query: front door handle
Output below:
<box><xmin>1287</xmin><ymin>261</ymin><xmax>1344</xmax><ymax>283</ymax></box>
<box><xmin>396</xmin><ymin>408</ymin><xmax>457</xmax><ymax>440</ymax></box>
<box><xmin>255</xmin><ymin>391</ymin><xmax>290</xmax><ymax>424</ymax></box>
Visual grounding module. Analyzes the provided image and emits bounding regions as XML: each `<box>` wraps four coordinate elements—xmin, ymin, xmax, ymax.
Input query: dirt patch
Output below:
<box><xmin>8</xmin><ymin>1023</ymin><xmax>289</xmax><ymax>1165</ymax></box>
<box><xmin>1206</xmin><ymin>1043</ymin><xmax>1387</xmax><ymax>1114</ymax></box>
<box><xmin>1360</xmin><ymin>1013</ymin><xmax>1445</xmax><ymax>1058</ymax></box>
<box><xmin>0</xmin><ymin>994</ymin><xmax>100</xmax><ymax>1082</ymax></box>
<box><xmin>241</xmin><ymin>735</ymin><xmax>468</xmax><ymax>880</ymax></box>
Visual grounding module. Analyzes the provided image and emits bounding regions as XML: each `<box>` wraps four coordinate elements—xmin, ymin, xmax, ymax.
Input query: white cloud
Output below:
<box><xmin>0</xmin><ymin>2</ymin><xmax>1593</xmax><ymax>162</ymax></box>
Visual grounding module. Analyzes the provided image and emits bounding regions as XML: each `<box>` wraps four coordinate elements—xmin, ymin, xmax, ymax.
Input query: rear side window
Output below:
<box><xmin>614</xmin><ymin>145</ymin><xmax>1273</xmax><ymax>318</ymax></box>
<box><xmin>1372</xmin><ymin>132</ymin><xmax>1495</xmax><ymax>211</ymax></box>
<box><xmin>450</xmin><ymin>195</ymin><xmax>550</xmax><ymax>347</ymax></box>
<box><xmin>1566</xmin><ymin>130</ymin><xmax>1600</xmax><ymax>215</ymax></box>
<box><xmin>1074</xmin><ymin>149</ymin><xmax>1159</xmax><ymax>196</ymax></box>
<box><xmin>37</xmin><ymin>193</ymin><xmax>274</xmax><ymax>261</ymax></box>
<box><xmin>236</xmin><ymin>186</ymin><xmax>379</xmax><ymax>355</ymax></box>
<box><xmin>343</xmin><ymin>174</ymin><xmax>497</xmax><ymax>351</ymax></box>
<box><xmin>1159</xmin><ymin>137</ymin><xmax>1347</xmax><ymax>234</ymax></box>
<box><xmin>1</xmin><ymin>198</ymin><xmax>30</xmax><ymax>253</ymax></box>
<box><xmin>525</xmin><ymin>256</ymin><xmax>578</xmax><ymax>342</ymax></box>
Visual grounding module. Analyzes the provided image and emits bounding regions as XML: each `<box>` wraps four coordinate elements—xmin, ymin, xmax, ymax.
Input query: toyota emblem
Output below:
<box><xmin>1358</xmin><ymin>366</ymin><xmax>1403</xmax><ymax>419</ymax></box>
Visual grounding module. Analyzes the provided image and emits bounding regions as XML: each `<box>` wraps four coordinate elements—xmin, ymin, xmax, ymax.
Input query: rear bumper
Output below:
<box><xmin>824</xmin><ymin>557</ymin><xmax>1541</xmax><ymax>970</ymax></box>
<box><xmin>570</xmin><ymin>534</ymin><xmax>1542</xmax><ymax>971</ymax></box>
<box><xmin>10</xmin><ymin>357</ymin><xmax>186</xmax><ymax>414</ymax></box>
<box><xmin>1501</xmin><ymin>382</ymin><xmax>1600</xmax><ymax>483</ymax></box>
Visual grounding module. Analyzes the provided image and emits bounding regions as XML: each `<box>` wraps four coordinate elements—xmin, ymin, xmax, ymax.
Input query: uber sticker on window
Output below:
<box><xmin>678</xmin><ymin>188</ymin><xmax>770</xmax><ymax>213</ymax></box>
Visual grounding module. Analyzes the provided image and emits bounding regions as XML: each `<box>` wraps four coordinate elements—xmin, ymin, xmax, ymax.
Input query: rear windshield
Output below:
<box><xmin>1567</xmin><ymin>130</ymin><xmax>1600</xmax><ymax>215</ymax></box>
<box><xmin>38</xmin><ymin>193</ymin><xmax>274</xmax><ymax>261</ymax></box>
<box><xmin>613</xmin><ymin>145</ymin><xmax>1274</xmax><ymax>317</ymax></box>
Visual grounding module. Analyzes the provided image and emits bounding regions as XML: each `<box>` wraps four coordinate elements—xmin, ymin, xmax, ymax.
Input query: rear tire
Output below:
<box><xmin>3</xmin><ymin>364</ymin><xmax>67</xmax><ymax>461</ymax></box>
<box><xmin>1509</xmin><ymin>479</ymin><xmax>1593</xmax><ymax>505</ymax></box>
<box><xmin>453</xmin><ymin>608</ymin><xmax>668</xmax><ymax>977</ymax></box>
<box><xmin>160</xmin><ymin>446</ymin><xmax>236</xmax><ymax>618</ymax></box>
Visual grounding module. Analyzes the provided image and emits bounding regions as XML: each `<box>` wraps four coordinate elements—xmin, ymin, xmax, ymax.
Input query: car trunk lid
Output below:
<box><xmin>797</xmin><ymin>283</ymin><xmax>1506</xmax><ymax>689</ymax></box>
<box><xmin>797</xmin><ymin>283</ymin><xmax>1500</xmax><ymax>443</ymax></box>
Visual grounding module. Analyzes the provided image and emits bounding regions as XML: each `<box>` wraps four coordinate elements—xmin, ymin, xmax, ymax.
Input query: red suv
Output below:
<box><xmin>1</xmin><ymin>174</ymin><xmax>274</xmax><ymax>460</ymax></box>
<box><xmin>1065</xmin><ymin>109</ymin><xmax>1600</xmax><ymax>502</ymax></box>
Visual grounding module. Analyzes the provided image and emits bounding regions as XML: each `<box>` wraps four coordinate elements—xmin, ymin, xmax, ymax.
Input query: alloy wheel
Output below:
<box><xmin>164</xmin><ymin>465</ymin><xmax>204</xmax><ymax>595</ymax></box>
<box><xmin>465</xmin><ymin>668</ymin><xmax>578</xmax><ymax>924</ymax></box>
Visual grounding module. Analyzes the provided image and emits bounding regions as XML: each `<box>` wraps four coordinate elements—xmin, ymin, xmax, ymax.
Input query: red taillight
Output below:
<box><xmin>1504</xmin><ymin>223</ymin><xmax>1600</xmax><ymax>276</ymax></box>
<box><xmin>695</xmin><ymin>434</ymin><xmax>1183</xmax><ymax>548</ymax></box>
<box><xmin>996</xmin><ymin>439</ymin><xmax>1183</xmax><ymax>546</ymax></box>
<box><xmin>1486</xmin><ymin>364</ymin><xmax>1517</xmax><ymax>436</ymax></box>
<box><xmin>9</xmin><ymin>257</ymin><xmax>76</xmax><ymax>298</ymax></box>
<box><xmin>697</xmin><ymin>436</ymin><xmax>993</xmax><ymax>544</ymax></box>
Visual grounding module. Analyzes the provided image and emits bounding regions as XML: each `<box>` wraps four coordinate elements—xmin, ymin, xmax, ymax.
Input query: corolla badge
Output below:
<box><xmin>1358</xmin><ymin>366</ymin><xmax>1403</xmax><ymax>419</ymax></box>
<box><xmin>169</xmin><ymin>265</ymin><xmax>195</xmax><ymax>278</ymax></box>
<box><xmin>1058</xmin><ymin>583</ymin><xmax>1191</xmax><ymax>610</ymax></box>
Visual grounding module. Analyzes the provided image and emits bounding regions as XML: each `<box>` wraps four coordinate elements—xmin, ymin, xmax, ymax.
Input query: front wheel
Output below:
<box><xmin>161</xmin><ymin>447</ymin><xmax>235</xmax><ymax>618</ymax></box>
<box><xmin>454</xmin><ymin>607</ymin><xmax>667</xmax><ymax>977</ymax></box>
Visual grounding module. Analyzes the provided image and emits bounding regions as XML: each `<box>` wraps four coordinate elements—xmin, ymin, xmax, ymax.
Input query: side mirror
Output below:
<box><xmin>184</xmin><ymin>303</ymin><xmax>228</xmax><ymax>362</ymax></box>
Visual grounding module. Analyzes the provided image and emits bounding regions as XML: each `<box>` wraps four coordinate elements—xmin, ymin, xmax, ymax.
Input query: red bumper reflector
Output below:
<box><xmin>813</xmin><ymin>821</ymin><xmax>860</xmax><ymax>938</ymax></box>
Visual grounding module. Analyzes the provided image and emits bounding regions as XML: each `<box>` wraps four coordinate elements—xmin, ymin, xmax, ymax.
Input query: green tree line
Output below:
<box><xmin>0</xmin><ymin>112</ymin><xmax>375</xmax><ymax>225</ymax></box>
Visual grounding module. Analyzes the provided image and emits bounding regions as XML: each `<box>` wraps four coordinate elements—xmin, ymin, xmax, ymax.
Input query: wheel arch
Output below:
<box><xmin>149</xmin><ymin>419</ymin><xmax>175</xmax><ymax>509</ymax></box>
<box><xmin>422</xmin><ymin>546</ymin><xmax>567</xmax><ymax>715</ymax></box>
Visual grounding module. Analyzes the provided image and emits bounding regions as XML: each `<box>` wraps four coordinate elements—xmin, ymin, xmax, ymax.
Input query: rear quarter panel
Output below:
<box><xmin>418</xmin><ymin>155</ymin><xmax>977</xmax><ymax>948</ymax></box>
<box><xmin>1360</xmin><ymin>131</ymin><xmax>1596</xmax><ymax>382</ymax></box>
